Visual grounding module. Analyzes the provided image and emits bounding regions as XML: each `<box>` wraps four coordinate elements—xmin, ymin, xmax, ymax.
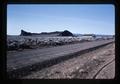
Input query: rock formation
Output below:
<box><xmin>20</xmin><ymin>30</ymin><xmax>32</xmax><ymax>36</ymax></box>
<box><xmin>20</xmin><ymin>29</ymin><xmax>73</xmax><ymax>36</ymax></box>
<box><xmin>59</xmin><ymin>30</ymin><xmax>73</xmax><ymax>36</ymax></box>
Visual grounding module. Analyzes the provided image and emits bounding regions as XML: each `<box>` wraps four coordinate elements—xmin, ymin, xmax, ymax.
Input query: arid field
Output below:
<box><xmin>22</xmin><ymin>42</ymin><xmax>115</xmax><ymax>79</ymax></box>
<box><xmin>7</xmin><ymin>35</ymin><xmax>115</xmax><ymax>79</ymax></box>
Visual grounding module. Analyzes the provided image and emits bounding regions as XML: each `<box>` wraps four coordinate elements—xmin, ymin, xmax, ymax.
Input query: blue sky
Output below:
<box><xmin>7</xmin><ymin>4</ymin><xmax>115</xmax><ymax>35</ymax></box>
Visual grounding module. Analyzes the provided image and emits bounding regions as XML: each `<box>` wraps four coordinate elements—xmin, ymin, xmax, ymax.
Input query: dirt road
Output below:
<box><xmin>22</xmin><ymin>42</ymin><xmax>115</xmax><ymax>79</ymax></box>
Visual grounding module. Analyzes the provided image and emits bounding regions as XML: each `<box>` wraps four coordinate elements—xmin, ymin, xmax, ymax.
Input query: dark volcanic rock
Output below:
<box><xmin>20</xmin><ymin>29</ymin><xmax>73</xmax><ymax>36</ymax></box>
<box><xmin>20</xmin><ymin>30</ymin><xmax>32</xmax><ymax>36</ymax></box>
<box><xmin>20</xmin><ymin>30</ymin><xmax>62</xmax><ymax>36</ymax></box>
<box><xmin>40</xmin><ymin>31</ymin><xmax>62</xmax><ymax>35</ymax></box>
<box><xmin>59</xmin><ymin>30</ymin><xmax>73</xmax><ymax>36</ymax></box>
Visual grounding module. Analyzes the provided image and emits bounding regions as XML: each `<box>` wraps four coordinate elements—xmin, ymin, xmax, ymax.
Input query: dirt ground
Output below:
<box><xmin>22</xmin><ymin>42</ymin><xmax>115</xmax><ymax>79</ymax></box>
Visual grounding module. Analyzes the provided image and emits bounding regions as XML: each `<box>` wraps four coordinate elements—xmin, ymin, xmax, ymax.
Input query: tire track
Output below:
<box><xmin>93</xmin><ymin>58</ymin><xmax>115</xmax><ymax>79</ymax></box>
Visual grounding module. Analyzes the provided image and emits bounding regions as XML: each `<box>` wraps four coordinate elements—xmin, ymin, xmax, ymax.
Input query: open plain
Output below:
<box><xmin>7</xmin><ymin>38</ymin><xmax>115</xmax><ymax>79</ymax></box>
<box><xmin>22</xmin><ymin>42</ymin><xmax>115</xmax><ymax>79</ymax></box>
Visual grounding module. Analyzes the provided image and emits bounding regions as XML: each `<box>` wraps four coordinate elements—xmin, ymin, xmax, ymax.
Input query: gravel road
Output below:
<box><xmin>22</xmin><ymin>42</ymin><xmax>115</xmax><ymax>79</ymax></box>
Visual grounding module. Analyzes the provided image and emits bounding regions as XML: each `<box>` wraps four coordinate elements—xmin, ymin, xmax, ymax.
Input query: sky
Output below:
<box><xmin>7</xmin><ymin>4</ymin><xmax>115</xmax><ymax>35</ymax></box>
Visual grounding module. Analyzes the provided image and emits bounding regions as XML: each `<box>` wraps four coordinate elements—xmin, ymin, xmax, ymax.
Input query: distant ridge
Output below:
<box><xmin>19</xmin><ymin>29</ymin><xmax>114</xmax><ymax>37</ymax></box>
<box><xmin>20</xmin><ymin>29</ymin><xmax>74</xmax><ymax>36</ymax></box>
<box><xmin>20</xmin><ymin>29</ymin><xmax>62</xmax><ymax>36</ymax></box>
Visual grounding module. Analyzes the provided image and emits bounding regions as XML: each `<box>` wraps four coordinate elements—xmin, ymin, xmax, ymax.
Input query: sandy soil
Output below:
<box><xmin>22</xmin><ymin>42</ymin><xmax>115</xmax><ymax>79</ymax></box>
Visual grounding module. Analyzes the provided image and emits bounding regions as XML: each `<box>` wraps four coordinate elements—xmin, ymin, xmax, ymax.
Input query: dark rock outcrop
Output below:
<box><xmin>40</xmin><ymin>31</ymin><xmax>62</xmax><ymax>35</ymax></box>
<box><xmin>20</xmin><ymin>30</ymin><xmax>32</xmax><ymax>36</ymax></box>
<box><xmin>20</xmin><ymin>29</ymin><xmax>73</xmax><ymax>36</ymax></box>
<box><xmin>59</xmin><ymin>30</ymin><xmax>73</xmax><ymax>36</ymax></box>
<box><xmin>20</xmin><ymin>30</ymin><xmax>62</xmax><ymax>36</ymax></box>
